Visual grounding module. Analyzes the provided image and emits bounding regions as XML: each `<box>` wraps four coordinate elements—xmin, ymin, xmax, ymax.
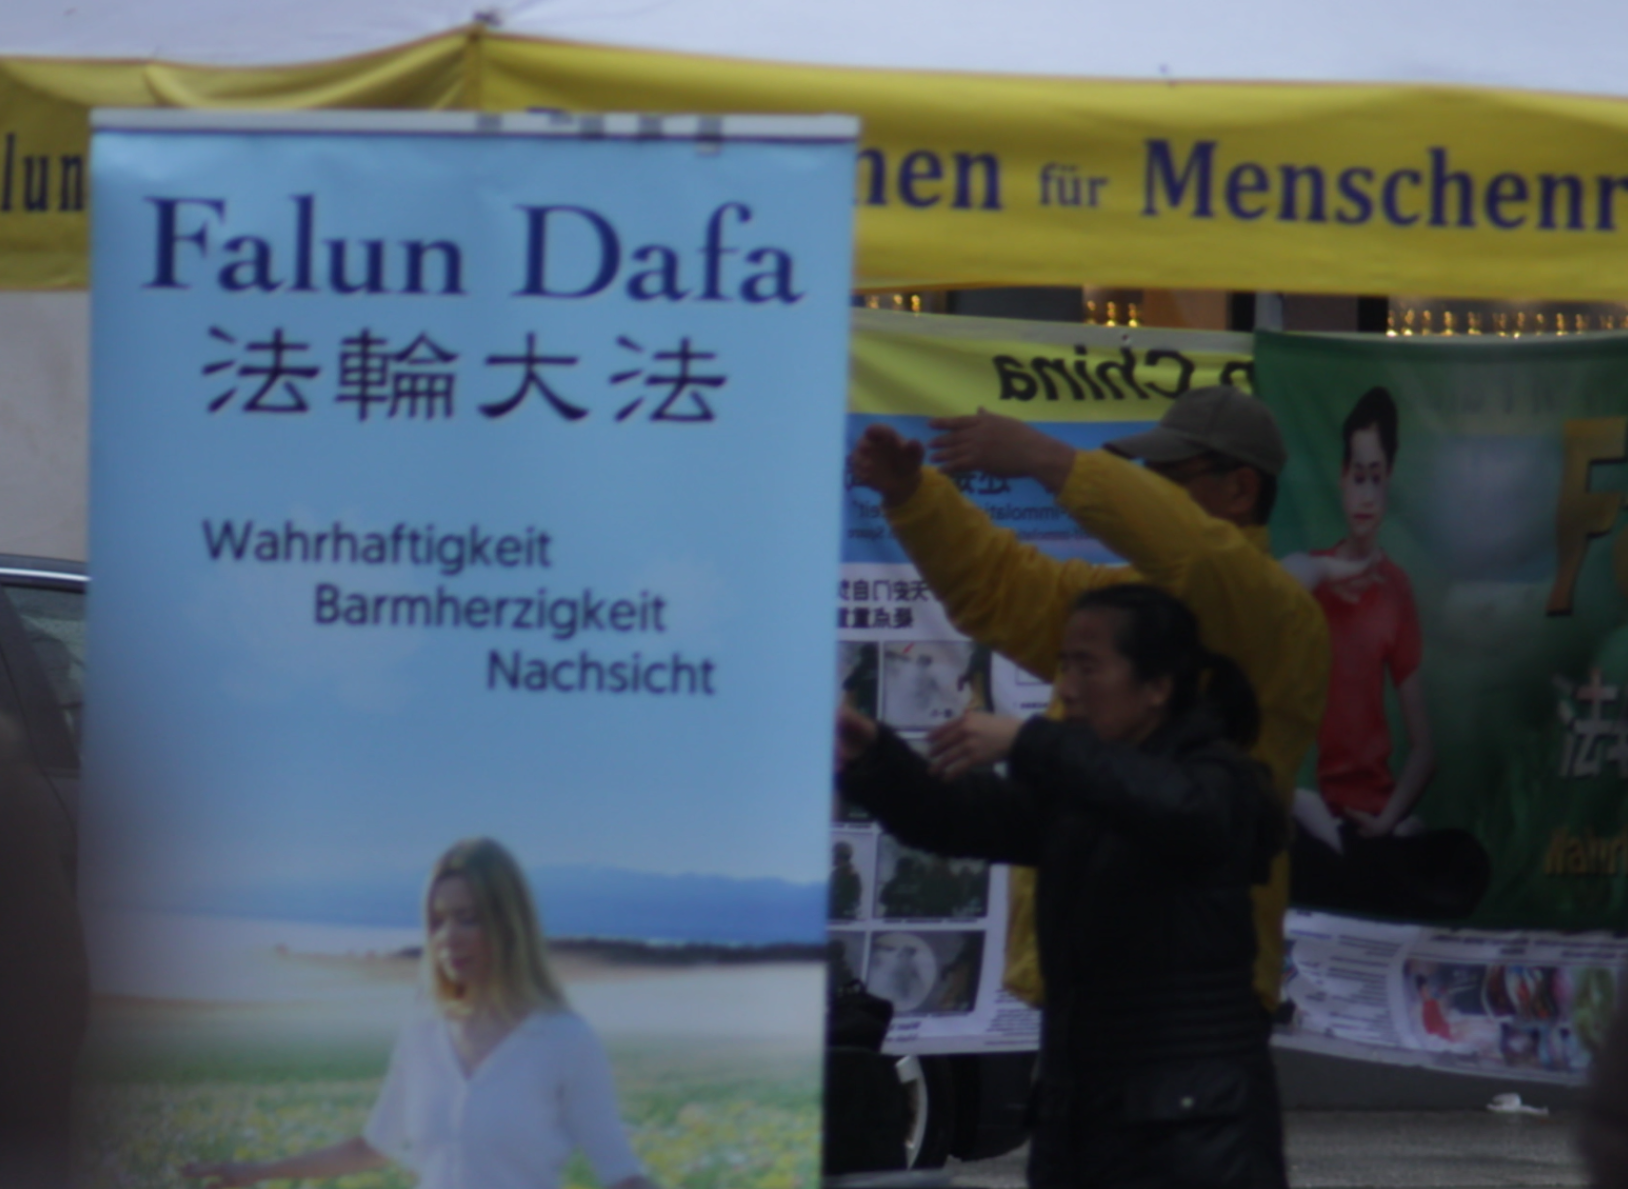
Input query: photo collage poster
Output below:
<box><xmin>831</xmin><ymin>569</ymin><xmax>1043</xmax><ymax>1052</ymax></box>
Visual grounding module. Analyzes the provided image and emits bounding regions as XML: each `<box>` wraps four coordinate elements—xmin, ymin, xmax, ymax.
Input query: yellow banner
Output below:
<box><xmin>0</xmin><ymin>33</ymin><xmax>469</xmax><ymax>287</ymax></box>
<box><xmin>13</xmin><ymin>27</ymin><xmax>1628</xmax><ymax>298</ymax></box>
<box><xmin>850</xmin><ymin>309</ymin><xmax>1252</xmax><ymax>420</ymax></box>
<box><xmin>487</xmin><ymin>37</ymin><xmax>1628</xmax><ymax>300</ymax></box>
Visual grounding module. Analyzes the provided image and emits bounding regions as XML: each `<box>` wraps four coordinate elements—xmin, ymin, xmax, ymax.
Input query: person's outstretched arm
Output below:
<box><xmin>1279</xmin><ymin>551</ymin><xmax>1324</xmax><ymax>590</ymax></box>
<box><xmin>183</xmin><ymin>1136</ymin><xmax>387</xmax><ymax>1187</ymax></box>
<box><xmin>1007</xmin><ymin>718</ymin><xmax>1275</xmax><ymax>871</ymax></box>
<box><xmin>926</xmin><ymin>410</ymin><xmax>1075</xmax><ymax>494</ymax></box>
<box><xmin>838</xmin><ymin>706</ymin><xmax>1044</xmax><ymax>866</ymax></box>
<box><xmin>850</xmin><ymin>423</ymin><xmax>1119</xmax><ymax>682</ymax></box>
<box><xmin>927</xmin><ymin>411</ymin><xmax>1252</xmax><ymax>595</ymax></box>
<box><xmin>1284</xmin><ymin>550</ymin><xmax>1388</xmax><ymax>596</ymax></box>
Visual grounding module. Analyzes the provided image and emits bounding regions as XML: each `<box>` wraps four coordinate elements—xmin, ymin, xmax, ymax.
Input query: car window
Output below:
<box><xmin>2</xmin><ymin>583</ymin><xmax>86</xmax><ymax>747</ymax></box>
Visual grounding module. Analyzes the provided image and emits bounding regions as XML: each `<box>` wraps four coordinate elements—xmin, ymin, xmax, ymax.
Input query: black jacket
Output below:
<box><xmin>840</xmin><ymin>711</ymin><xmax>1286</xmax><ymax>1187</ymax></box>
<box><xmin>1582</xmin><ymin>976</ymin><xmax>1628</xmax><ymax>1188</ymax></box>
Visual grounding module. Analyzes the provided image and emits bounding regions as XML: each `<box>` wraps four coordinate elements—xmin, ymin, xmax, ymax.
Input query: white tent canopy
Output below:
<box><xmin>4</xmin><ymin>0</ymin><xmax>1628</xmax><ymax>98</ymax></box>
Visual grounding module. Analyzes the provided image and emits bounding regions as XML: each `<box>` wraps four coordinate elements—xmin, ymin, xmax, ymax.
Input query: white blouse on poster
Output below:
<box><xmin>364</xmin><ymin>1006</ymin><xmax>644</xmax><ymax>1189</ymax></box>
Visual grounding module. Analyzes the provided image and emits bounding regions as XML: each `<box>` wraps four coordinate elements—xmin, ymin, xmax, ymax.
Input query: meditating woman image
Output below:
<box><xmin>1281</xmin><ymin>386</ymin><xmax>1488</xmax><ymax>919</ymax></box>
<box><xmin>185</xmin><ymin>837</ymin><xmax>654</xmax><ymax>1189</ymax></box>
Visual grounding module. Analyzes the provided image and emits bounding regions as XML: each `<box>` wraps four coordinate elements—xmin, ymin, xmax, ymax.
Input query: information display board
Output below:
<box><xmin>82</xmin><ymin>110</ymin><xmax>855</xmax><ymax>1188</ymax></box>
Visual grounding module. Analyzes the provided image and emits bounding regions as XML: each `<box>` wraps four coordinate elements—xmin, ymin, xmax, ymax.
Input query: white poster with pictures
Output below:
<box><xmin>834</xmin><ymin>562</ymin><xmax>1042</xmax><ymax>1054</ymax></box>
<box><xmin>1279</xmin><ymin>909</ymin><xmax>1628</xmax><ymax>1083</ymax></box>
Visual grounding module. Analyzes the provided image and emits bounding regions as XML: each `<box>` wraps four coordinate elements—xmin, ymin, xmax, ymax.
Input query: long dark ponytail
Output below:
<box><xmin>1071</xmin><ymin>584</ymin><xmax>1261</xmax><ymax>748</ymax></box>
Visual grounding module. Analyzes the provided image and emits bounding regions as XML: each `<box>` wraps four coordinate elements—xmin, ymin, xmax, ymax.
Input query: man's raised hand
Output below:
<box><xmin>849</xmin><ymin>423</ymin><xmax>925</xmax><ymax>508</ymax></box>
<box><xmin>927</xmin><ymin>409</ymin><xmax>1075</xmax><ymax>493</ymax></box>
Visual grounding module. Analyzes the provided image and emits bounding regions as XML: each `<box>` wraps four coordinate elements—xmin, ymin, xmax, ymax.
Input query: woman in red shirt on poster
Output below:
<box><xmin>1283</xmin><ymin>386</ymin><xmax>1433</xmax><ymax>841</ymax></box>
<box><xmin>1282</xmin><ymin>386</ymin><xmax>1488</xmax><ymax>919</ymax></box>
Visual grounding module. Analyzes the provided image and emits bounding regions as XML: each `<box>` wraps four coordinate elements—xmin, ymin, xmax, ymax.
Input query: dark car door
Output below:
<box><xmin>0</xmin><ymin>561</ymin><xmax>85</xmax><ymax>876</ymax></box>
<box><xmin>0</xmin><ymin>559</ymin><xmax>86</xmax><ymax>1187</ymax></box>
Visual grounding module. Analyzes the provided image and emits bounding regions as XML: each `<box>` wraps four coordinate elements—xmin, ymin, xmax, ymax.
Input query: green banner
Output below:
<box><xmin>1259</xmin><ymin>330</ymin><xmax>1628</xmax><ymax>931</ymax></box>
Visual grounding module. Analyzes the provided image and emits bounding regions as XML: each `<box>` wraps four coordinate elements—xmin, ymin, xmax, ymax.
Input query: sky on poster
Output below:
<box><xmin>4</xmin><ymin>1</ymin><xmax>1628</xmax><ymax>99</ymax></box>
<box><xmin>82</xmin><ymin>124</ymin><xmax>853</xmax><ymax>911</ymax></box>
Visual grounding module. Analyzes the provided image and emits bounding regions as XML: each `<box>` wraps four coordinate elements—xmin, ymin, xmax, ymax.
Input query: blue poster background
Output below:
<box><xmin>83</xmin><ymin>115</ymin><xmax>854</xmax><ymax>1188</ymax></box>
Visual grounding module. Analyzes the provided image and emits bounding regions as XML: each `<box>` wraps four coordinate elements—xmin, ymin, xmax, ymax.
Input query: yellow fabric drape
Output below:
<box><xmin>11</xmin><ymin>27</ymin><xmax>1628</xmax><ymax>297</ymax></box>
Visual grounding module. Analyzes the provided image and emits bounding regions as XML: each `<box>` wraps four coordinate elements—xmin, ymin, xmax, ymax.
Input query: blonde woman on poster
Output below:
<box><xmin>185</xmin><ymin>838</ymin><xmax>654</xmax><ymax>1189</ymax></box>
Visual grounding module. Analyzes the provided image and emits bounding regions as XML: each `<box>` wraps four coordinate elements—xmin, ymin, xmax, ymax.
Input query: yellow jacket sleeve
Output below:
<box><xmin>1054</xmin><ymin>450</ymin><xmax>1330</xmax><ymax>805</ymax></box>
<box><xmin>1055</xmin><ymin>451</ymin><xmax>1268</xmax><ymax>631</ymax></box>
<box><xmin>885</xmin><ymin>467</ymin><xmax>1134</xmax><ymax>682</ymax></box>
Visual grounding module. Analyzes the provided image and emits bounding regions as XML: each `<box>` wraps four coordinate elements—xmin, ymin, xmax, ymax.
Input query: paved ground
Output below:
<box><xmin>946</xmin><ymin>1111</ymin><xmax>1589</xmax><ymax>1188</ymax></box>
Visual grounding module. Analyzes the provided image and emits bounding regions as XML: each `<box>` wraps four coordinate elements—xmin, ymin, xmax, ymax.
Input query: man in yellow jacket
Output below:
<box><xmin>849</xmin><ymin>387</ymin><xmax>1329</xmax><ymax>1015</ymax></box>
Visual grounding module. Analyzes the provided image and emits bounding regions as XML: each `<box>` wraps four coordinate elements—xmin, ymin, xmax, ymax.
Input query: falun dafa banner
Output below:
<box><xmin>10</xmin><ymin>28</ymin><xmax>1628</xmax><ymax>296</ymax></box>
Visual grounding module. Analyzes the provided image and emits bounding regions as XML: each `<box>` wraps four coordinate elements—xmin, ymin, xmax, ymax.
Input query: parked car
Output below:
<box><xmin>0</xmin><ymin>555</ymin><xmax>87</xmax><ymax>1188</ymax></box>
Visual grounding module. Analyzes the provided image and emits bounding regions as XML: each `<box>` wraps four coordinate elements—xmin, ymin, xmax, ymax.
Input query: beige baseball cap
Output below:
<box><xmin>1104</xmin><ymin>385</ymin><xmax>1287</xmax><ymax>477</ymax></box>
